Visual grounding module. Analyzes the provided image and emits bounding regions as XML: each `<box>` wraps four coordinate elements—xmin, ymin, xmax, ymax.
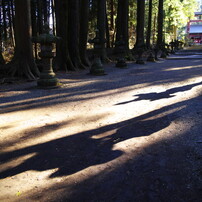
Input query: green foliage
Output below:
<box><xmin>165</xmin><ymin>0</ymin><xmax>196</xmax><ymax>26</ymax></box>
<box><xmin>164</xmin><ymin>0</ymin><xmax>197</xmax><ymax>41</ymax></box>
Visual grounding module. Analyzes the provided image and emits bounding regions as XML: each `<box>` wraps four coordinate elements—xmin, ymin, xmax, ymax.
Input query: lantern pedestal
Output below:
<box><xmin>32</xmin><ymin>24</ymin><xmax>61</xmax><ymax>89</ymax></box>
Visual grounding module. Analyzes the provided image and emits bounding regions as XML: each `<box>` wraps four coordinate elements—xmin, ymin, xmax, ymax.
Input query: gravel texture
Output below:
<box><xmin>0</xmin><ymin>47</ymin><xmax>202</xmax><ymax>202</ymax></box>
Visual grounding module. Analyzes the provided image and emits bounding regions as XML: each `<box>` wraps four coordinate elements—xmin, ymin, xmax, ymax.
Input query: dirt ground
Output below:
<box><xmin>0</xmin><ymin>47</ymin><xmax>202</xmax><ymax>202</ymax></box>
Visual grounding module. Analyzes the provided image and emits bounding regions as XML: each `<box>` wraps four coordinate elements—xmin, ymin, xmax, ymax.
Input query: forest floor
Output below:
<box><xmin>0</xmin><ymin>46</ymin><xmax>202</xmax><ymax>202</ymax></box>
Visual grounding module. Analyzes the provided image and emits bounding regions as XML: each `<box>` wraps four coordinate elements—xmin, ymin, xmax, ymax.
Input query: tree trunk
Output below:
<box><xmin>68</xmin><ymin>0</ymin><xmax>85</xmax><ymax>69</ymax></box>
<box><xmin>2</xmin><ymin>0</ymin><xmax>7</xmax><ymax>41</ymax></box>
<box><xmin>51</xmin><ymin>0</ymin><xmax>56</xmax><ymax>35</ymax></box>
<box><xmin>153</xmin><ymin>14</ymin><xmax>157</xmax><ymax>44</ymax></box>
<box><xmin>115</xmin><ymin>0</ymin><xmax>129</xmax><ymax>50</ymax></box>
<box><xmin>106</xmin><ymin>13</ymin><xmax>111</xmax><ymax>48</ymax></box>
<box><xmin>37</xmin><ymin>0</ymin><xmax>43</xmax><ymax>34</ymax></box>
<box><xmin>10</xmin><ymin>0</ymin><xmax>15</xmax><ymax>30</ymax></box>
<box><xmin>97</xmin><ymin>0</ymin><xmax>107</xmax><ymax>61</ymax></box>
<box><xmin>43</xmin><ymin>0</ymin><xmax>48</xmax><ymax>24</ymax></box>
<box><xmin>109</xmin><ymin>0</ymin><xmax>114</xmax><ymax>31</ymax></box>
<box><xmin>108</xmin><ymin>0</ymin><xmax>115</xmax><ymax>47</ymax></box>
<box><xmin>0</xmin><ymin>5</ymin><xmax>2</xmax><ymax>46</ymax></box>
<box><xmin>7</xmin><ymin>0</ymin><xmax>39</xmax><ymax>79</ymax></box>
<box><xmin>7</xmin><ymin>0</ymin><xmax>15</xmax><ymax>47</ymax></box>
<box><xmin>79</xmin><ymin>0</ymin><xmax>90</xmax><ymax>67</ymax></box>
<box><xmin>146</xmin><ymin>0</ymin><xmax>153</xmax><ymax>48</ymax></box>
<box><xmin>55</xmin><ymin>0</ymin><xmax>75</xmax><ymax>71</ymax></box>
<box><xmin>157</xmin><ymin>0</ymin><xmax>164</xmax><ymax>47</ymax></box>
<box><xmin>31</xmin><ymin>0</ymin><xmax>38</xmax><ymax>59</ymax></box>
<box><xmin>135</xmin><ymin>0</ymin><xmax>145</xmax><ymax>48</ymax></box>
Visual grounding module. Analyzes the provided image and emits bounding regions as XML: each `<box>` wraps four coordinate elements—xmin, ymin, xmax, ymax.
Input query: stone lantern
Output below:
<box><xmin>114</xmin><ymin>36</ymin><xmax>127</xmax><ymax>68</ymax></box>
<box><xmin>147</xmin><ymin>49</ymin><xmax>155</xmax><ymax>62</ymax></box>
<box><xmin>136</xmin><ymin>44</ymin><xmax>146</xmax><ymax>64</ymax></box>
<box><xmin>89</xmin><ymin>29</ymin><xmax>106</xmax><ymax>76</ymax></box>
<box><xmin>32</xmin><ymin>24</ymin><xmax>60</xmax><ymax>88</ymax></box>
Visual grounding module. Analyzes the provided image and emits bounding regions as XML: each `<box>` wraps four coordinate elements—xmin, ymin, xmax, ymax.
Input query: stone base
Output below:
<box><xmin>147</xmin><ymin>56</ymin><xmax>155</xmax><ymax>62</ymax></box>
<box><xmin>160</xmin><ymin>52</ymin><xmax>167</xmax><ymax>58</ymax></box>
<box><xmin>90</xmin><ymin>58</ymin><xmax>106</xmax><ymax>76</ymax></box>
<box><xmin>116</xmin><ymin>58</ymin><xmax>127</xmax><ymax>68</ymax></box>
<box><xmin>90</xmin><ymin>68</ymin><xmax>106</xmax><ymax>76</ymax></box>
<box><xmin>136</xmin><ymin>59</ymin><xmax>145</xmax><ymax>64</ymax></box>
<box><xmin>116</xmin><ymin>63</ymin><xmax>127</xmax><ymax>68</ymax></box>
<box><xmin>37</xmin><ymin>78</ymin><xmax>61</xmax><ymax>89</ymax></box>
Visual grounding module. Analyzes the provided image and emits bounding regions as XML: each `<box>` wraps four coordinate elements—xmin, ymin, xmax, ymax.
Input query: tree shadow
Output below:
<box><xmin>1</xmin><ymin>60</ymin><xmax>202</xmax><ymax>115</ymax></box>
<box><xmin>116</xmin><ymin>81</ymin><xmax>202</xmax><ymax>105</ymax></box>
<box><xmin>1</xmin><ymin>91</ymin><xmax>202</xmax><ymax>201</ymax></box>
<box><xmin>0</xmin><ymin>102</ymin><xmax>174</xmax><ymax>179</ymax></box>
<box><xmin>1</xmin><ymin>58</ymin><xmax>202</xmax><ymax>201</ymax></box>
<box><xmin>27</xmin><ymin>95</ymin><xmax>202</xmax><ymax>202</ymax></box>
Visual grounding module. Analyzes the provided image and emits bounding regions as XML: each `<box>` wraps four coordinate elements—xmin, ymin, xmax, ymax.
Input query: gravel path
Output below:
<box><xmin>0</xmin><ymin>48</ymin><xmax>202</xmax><ymax>201</ymax></box>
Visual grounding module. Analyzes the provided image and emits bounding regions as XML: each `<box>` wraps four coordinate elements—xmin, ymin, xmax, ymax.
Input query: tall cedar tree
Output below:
<box><xmin>7</xmin><ymin>0</ymin><xmax>39</xmax><ymax>79</ymax></box>
<box><xmin>68</xmin><ymin>0</ymin><xmax>86</xmax><ymax>69</ymax></box>
<box><xmin>146</xmin><ymin>0</ymin><xmax>153</xmax><ymax>48</ymax></box>
<box><xmin>97</xmin><ymin>0</ymin><xmax>107</xmax><ymax>61</ymax></box>
<box><xmin>79</xmin><ymin>0</ymin><xmax>90</xmax><ymax>67</ymax></box>
<box><xmin>55</xmin><ymin>0</ymin><xmax>74</xmax><ymax>71</ymax></box>
<box><xmin>157</xmin><ymin>0</ymin><xmax>164</xmax><ymax>47</ymax></box>
<box><xmin>115</xmin><ymin>0</ymin><xmax>129</xmax><ymax>50</ymax></box>
<box><xmin>2</xmin><ymin>0</ymin><xmax>7</xmax><ymax>41</ymax></box>
<box><xmin>0</xmin><ymin>4</ymin><xmax>5</xmax><ymax>66</ymax></box>
<box><xmin>55</xmin><ymin>0</ymin><xmax>88</xmax><ymax>71</ymax></box>
<box><xmin>135</xmin><ymin>0</ymin><xmax>145</xmax><ymax>48</ymax></box>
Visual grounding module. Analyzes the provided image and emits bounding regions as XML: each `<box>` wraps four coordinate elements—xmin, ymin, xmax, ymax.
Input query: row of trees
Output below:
<box><xmin>0</xmin><ymin>0</ymin><xmax>196</xmax><ymax>79</ymax></box>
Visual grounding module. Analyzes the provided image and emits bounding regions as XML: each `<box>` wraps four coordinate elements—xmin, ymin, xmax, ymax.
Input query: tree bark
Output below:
<box><xmin>97</xmin><ymin>0</ymin><xmax>107</xmax><ymax>61</ymax></box>
<box><xmin>115</xmin><ymin>0</ymin><xmax>129</xmax><ymax>50</ymax></box>
<box><xmin>157</xmin><ymin>0</ymin><xmax>164</xmax><ymax>47</ymax></box>
<box><xmin>43</xmin><ymin>0</ymin><xmax>48</xmax><ymax>24</ymax></box>
<box><xmin>79</xmin><ymin>0</ymin><xmax>90</xmax><ymax>67</ymax></box>
<box><xmin>7</xmin><ymin>0</ymin><xmax>15</xmax><ymax>47</ymax></box>
<box><xmin>55</xmin><ymin>0</ymin><xmax>75</xmax><ymax>71</ymax></box>
<box><xmin>31</xmin><ymin>0</ymin><xmax>38</xmax><ymax>59</ymax></box>
<box><xmin>68</xmin><ymin>0</ymin><xmax>85</xmax><ymax>69</ymax></box>
<box><xmin>37</xmin><ymin>0</ymin><xmax>43</xmax><ymax>34</ymax></box>
<box><xmin>51</xmin><ymin>0</ymin><xmax>56</xmax><ymax>35</ymax></box>
<box><xmin>146</xmin><ymin>0</ymin><xmax>153</xmax><ymax>48</ymax></box>
<box><xmin>7</xmin><ymin>0</ymin><xmax>39</xmax><ymax>79</ymax></box>
<box><xmin>2</xmin><ymin>0</ymin><xmax>7</xmax><ymax>41</ymax></box>
<box><xmin>135</xmin><ymin>0</ymin><xmax>145</xmax><ymax>48</ymax></box>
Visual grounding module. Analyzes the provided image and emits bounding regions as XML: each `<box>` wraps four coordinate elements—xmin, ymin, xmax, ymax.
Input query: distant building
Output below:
<box><xmin>187</xmin><ymin>12</ymin><xmax>202</xmax><ymax>43</ymax></box>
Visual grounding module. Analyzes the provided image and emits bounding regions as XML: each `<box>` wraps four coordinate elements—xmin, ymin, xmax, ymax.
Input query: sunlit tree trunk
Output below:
<box><xmin>51</xmin><ymin>0</ymin><xmax>56</xmax><ymax>35</ymax></box>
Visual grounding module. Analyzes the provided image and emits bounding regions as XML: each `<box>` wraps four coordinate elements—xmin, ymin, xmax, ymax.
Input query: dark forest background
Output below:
<box><xmin>0</xmin><ymin>0</ymin><xmax>196</xmax><ymax>80</ymax></box>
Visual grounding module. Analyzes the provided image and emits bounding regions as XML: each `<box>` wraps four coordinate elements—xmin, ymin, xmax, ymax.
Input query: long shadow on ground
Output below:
<box><xmin>116</xmin><ymin>81</ymin><xmax>202</xmax><ymax>105</ymax></box>
<box><xmin>1</xmin><ymin>95</ymin><xmax>202</xmax><ymax>201</ymax></box>
<box><xmin>1</xmin><ymin>59</ymin><xmax>202</xmax><ymax>115</ymax></box>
